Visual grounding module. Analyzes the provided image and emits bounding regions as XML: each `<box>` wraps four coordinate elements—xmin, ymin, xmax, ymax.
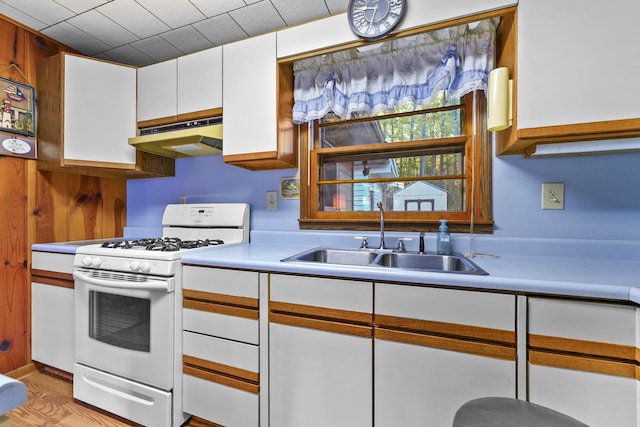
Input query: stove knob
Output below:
<box><xmin>82</xmin><ymin>256</ymin><xmax>93</xmax><ymax>267</ymax></box>
<box><xmin>130</xmin><ymin>261</ymin><xmax>140</xmax><ymax>271</ymax></box>
<box><xmin>140</xmin><ymin>262</ymin><xmax>151</xmax><ymax>273</ymax></box>
<box><xmin>91</xmin><ymin>257</ymin><xmax>102</xmax><ymax>268</ymax></box>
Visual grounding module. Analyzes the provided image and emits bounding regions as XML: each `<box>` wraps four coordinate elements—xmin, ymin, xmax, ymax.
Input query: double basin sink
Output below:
<box><xmin>281</xmin><ymin>247</ymin><xmax>488</xmax><ymax>275</ymax></box>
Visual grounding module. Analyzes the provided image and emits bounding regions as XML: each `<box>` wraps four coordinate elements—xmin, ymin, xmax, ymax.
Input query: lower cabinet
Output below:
<box><xmin>528</xmin><ymin>297</ymin><xmax>640</xmax><ymax>427</ymax></box>
<box><xmin>269</xmin><ymin>274</ymin><xmax>373</xmax><ymax>427</ymax></box>
<box><xmin>374</xmin><ymin>283</ymin><xmax>517</xmax><ymax>426</ymax></box>
<box><xmin>182</xmin><ymin>266</ymin><xmax>260</xmax><ymax>426</ymax></box>
<box><xmin>31</xmin><ymin>251</ymin><xmax>75</xmax><ymax>373</ymax></box>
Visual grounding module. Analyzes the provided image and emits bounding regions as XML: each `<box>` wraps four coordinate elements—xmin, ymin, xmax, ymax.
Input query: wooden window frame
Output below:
<box><xmin>277</xmin><ymin>9</ymin><xmax>516</xmax><ymax>234</ymax></box>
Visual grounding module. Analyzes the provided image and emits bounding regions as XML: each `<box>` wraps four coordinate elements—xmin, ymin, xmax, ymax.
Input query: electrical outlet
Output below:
<box><xmin>266</xmin><ymin>191</ymin><xmax>278</xmax><ymax>211</ymax></box>
<box><xmin>541</xmin><ymin>182</ymin><xmax>564</xmax><ymax>210</ymax></box>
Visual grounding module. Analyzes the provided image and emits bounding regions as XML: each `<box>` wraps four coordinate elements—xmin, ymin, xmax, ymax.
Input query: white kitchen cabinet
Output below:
<box><xmin>137</xmin><ymin>59</ymin><xmax>177</xmax><ymax>125</ymax></box>
<box><xmin>31</xmin><ymin>251</ymin><xmax>75</xmax><ymax>373</ymax></box>
<box><xmin>137</xmin><ymin>47</ymin><xmax>223</xmax><ymax>127</ymax></box>
<box><xmin>269</xmin><ymin>274</ymin><xmax>373</xmax><ymax>427</ymax></box>
<box><xmin>182</xmin><ymin>266</ymin><xmax>260</xmax><ymax>426</ymax></box>
<box><xmin>222</xmin><ymin>32</ymin><xmax>297</xmax><ymax>170</ymax></box>
<box><xmin>374</xmin><ymin>283</ymin><xmax>517</xmax><ymax>426</ymax></box>
<box><xmin>177</xmin><ymin>47</ymin><xmax>222</xmax><ymax>117</ymax></box>
<box><xmin>497</xmin><ymin>0</ymin><xmax>640</xmax><ymax>154</ymax></box>
<box><xmin>37</xmin><ymin>52</ymin><xmax>173</xmax><ymax>178</ymax></box>
<box><xmin>528</xmin><ymin>297</ymin><xmax>639</xmax><ymax>427</ymax></box>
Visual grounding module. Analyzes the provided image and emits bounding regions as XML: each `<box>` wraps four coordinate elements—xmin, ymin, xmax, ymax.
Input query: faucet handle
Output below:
<box><xmin>397</xmin><ymin>237</ymin><xmax>412</xmax><ymax>252</ymax></box>
<box><xmin>355</xmin><ymin>236</ymin><xmax>369</xmax><ymax>249</ymax></box>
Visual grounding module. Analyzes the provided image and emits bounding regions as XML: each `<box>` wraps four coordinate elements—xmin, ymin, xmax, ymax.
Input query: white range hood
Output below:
<box><xmin>129</xmin><ymin>119</ymin><xmax>223</xmax><ymax>158</ymax></box>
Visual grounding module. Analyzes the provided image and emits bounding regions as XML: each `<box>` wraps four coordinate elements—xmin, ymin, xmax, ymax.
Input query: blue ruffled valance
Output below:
<box><xmin>292</xmin><ymin>18</ymin><xmax>499</xmax><ymax>124</ymax></box>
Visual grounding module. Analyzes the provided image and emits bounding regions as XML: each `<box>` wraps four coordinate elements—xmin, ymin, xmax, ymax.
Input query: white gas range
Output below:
<box><xmin>72</xmin><ymin>203</ymin><xmax>250</xmax><ymax>427</ymax></box>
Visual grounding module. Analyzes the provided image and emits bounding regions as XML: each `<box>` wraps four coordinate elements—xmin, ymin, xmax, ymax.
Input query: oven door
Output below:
<box><xmin>73</xmin><ymin>268</ymin><xmax>175</xmax><ymax>390</ymax></box>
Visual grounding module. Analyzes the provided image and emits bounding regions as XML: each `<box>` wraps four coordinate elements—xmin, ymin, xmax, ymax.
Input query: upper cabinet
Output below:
<box><xmin>37</xmin><ymin>52</ymin><xmax>173</xmax><ymax>179</ymax></box>
<box><xmin>496</xmin><ymin>0</ymin><xmax>640</xmax><ymax>155</ymax></box>
<box><xmin>222</xmin><ymin>32</ymin><xmax>296</xmax><ymax>170</ymax></box>
<box><xmin>137</xmin><ymin>47</ymin><xmax>223</xmax><ymax>128</ymax></box>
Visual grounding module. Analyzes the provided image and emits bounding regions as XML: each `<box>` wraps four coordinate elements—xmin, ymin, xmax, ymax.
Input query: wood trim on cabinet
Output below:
<box><xmin>529</xmin><ymin>334</ymin><xmax>638</xmax><ymax>363</ymax></box>
<box><xmin>374</xmin><ymin>314</ymin><xmax>516</xmax><ymax>346</ymax></box>
<box><xmin>376</xmin><ymin>328</ymin><xmax>516</xmax><ymax>361</ymax></box>
<box><xmin>31</xmin><ymin>269</ymin><xmax>74</xmax><ymax>289</ymax></box>
<box><xmin>529</xmin><ymin>350</ymin><xmax>639</xmax><ymax>380</ymax></box>
<box><xmin>183</xmin><ymin>289</ymin><xmax>259</xmax><ymax>320</ymax></box>
<box><xmin>183</xmin><ymin>356</ymin><xmax>259</xmax><ymax>394</ymax></box>
<box><xmin>269</xmin><ymin>301</ymin><xmax>373</xmax><ymax>338</ymax></box>
<box><xmin>223</xmin><ymin>150</ymin><xmax>296</xmax><ymax>171</ymax></box>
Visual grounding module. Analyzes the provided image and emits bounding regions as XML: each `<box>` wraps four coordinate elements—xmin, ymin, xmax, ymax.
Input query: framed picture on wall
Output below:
<box><xmin>0</xmin><ymin>77</ymin><xmax>36</xmax><ymax>159</ymax></box>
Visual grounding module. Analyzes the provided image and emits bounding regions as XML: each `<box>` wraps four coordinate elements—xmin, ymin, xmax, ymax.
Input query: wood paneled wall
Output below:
<box><xmin>0</xmin><ymin>16</ymin><xmax>127</xmax><ymax>374</ymax></box>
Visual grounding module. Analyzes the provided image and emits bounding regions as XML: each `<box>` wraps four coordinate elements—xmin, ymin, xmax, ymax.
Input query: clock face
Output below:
<box><xmin>347</xmin><ymin>0</ymin><xmax>406</xmax><ymax>40</ymax></box>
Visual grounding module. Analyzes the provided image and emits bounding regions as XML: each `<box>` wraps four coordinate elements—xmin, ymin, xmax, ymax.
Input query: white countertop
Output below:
<box><xmin>32</xmin><ymin>232</ymin><xmax>640</xmax><ymax>304</ymax></box>
<box><xmin>181</xmin><ymin>242</ymin><xmax>640</xmax><ymax>304</ymax></box>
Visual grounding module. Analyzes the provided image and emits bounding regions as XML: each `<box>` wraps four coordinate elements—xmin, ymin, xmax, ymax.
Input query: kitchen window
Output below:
<box><xmin>282</xmin><ymin>14</ymin><xmax>512</xmax><ymax>233</ymax></box>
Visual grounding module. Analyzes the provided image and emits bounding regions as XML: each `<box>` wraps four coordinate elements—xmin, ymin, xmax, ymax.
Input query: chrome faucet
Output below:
<box><xmin>377</xmin><ymin>201</ymin><xmax>385</xmax><ymax>249</ymax></box>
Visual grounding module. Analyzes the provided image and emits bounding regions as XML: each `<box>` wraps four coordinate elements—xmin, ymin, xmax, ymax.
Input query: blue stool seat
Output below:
<box><xmin>452</xmin><ymin>397</ymin><xmax>589</xmax><ymax>427</ymax></box>
<box><xmin>0</xmin><ymin>374</ymin><xmax>27</xmax><ymax>415</ymax></box>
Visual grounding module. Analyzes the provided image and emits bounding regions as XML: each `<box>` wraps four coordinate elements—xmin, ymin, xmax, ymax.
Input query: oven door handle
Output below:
<box><xmin>73</xmin><ymin>271</ymin><xmax>171</xmax><ymax>292</ymax></box>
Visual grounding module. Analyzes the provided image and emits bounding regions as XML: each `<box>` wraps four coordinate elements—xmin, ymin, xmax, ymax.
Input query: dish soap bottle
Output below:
<box><xmin>437</xmin><ymin>220</ymin><xmax>451</xmax><ymax>255</ymax></box>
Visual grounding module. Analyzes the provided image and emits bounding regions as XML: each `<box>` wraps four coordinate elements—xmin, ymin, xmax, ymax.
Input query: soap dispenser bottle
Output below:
<box><xmin>436</xmin><ymin>220</ymin><xmax>451</xmax><ymax>255</ymax></box>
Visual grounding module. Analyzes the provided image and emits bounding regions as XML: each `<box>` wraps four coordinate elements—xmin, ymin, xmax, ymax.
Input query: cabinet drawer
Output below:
<box><xmin>183</xmin><ymin>266</ymin><xmax>258</xmax><ymax>298</ymax></box>
<box><xmin>183</xmin><ymin>331</ymin><xmax>258</xmax><ymax>375</ymax></box>
<box><xmin>183</xmin><ymin>305</ymin><xmax>258</xmax><ymax>345</ymax></box>
<box><xmin>376</xmin><ymin>283</ymin><xmax>516</xmax><ymax>331</ymax></box>
<box><xmin>269</xmin><ymin>274</ymin><xmax>372</xmax><ymax>312</ymax></box>
<box><xmin>183</xmin><ymin>374</ymin><xmax>259</xmax><ymax>426</ymax></box>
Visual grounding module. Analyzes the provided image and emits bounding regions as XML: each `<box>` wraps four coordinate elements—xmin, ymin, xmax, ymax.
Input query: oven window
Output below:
<box><xmin>89</xmin><ymin>291</ymin><xmax>151</xmax><ymax>352</ymax></box>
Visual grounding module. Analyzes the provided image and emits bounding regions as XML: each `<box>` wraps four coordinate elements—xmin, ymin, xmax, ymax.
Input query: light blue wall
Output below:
<box><xmin>127</xmin><ymin>143</ymin><xmax>640</xmax><ymax>241</ymax></box>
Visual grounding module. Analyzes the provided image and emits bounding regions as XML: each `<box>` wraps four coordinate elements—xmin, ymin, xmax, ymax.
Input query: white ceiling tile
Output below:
<box><xmin>55</xmin><ymin>0</ymin><xmax>111</xmax><ymax>14</ymax></box>
<box><xmin>3</xmin><ymin>0</ymin><xmax>75</xmax><ymax>25</ymax></box>
<box><xmin>229</xmin><ymin>1</ymin><xmax>285</xmax><ymax>36</ymax></box>
<box><xmin>160</xmin><ymin>26</ymin><xmax>212</xmax><ymax>54</ymax></box>
<box><xmin>130</xmin><ymin>35</ymin><xmax>183</xmax><ymax>61</ymax></box>
<box><xmin>0</xmin><ymin>2</ymin><xmax>47</xmax><ymax>30</ymax></box>
<box><xmin>192</xmin><ymin>14</ymin><xmax>246</xmax><ymax>46</ymax></box>
<box><xmin>98</xmin><ymin>0</ymin><xmax>171</xmax><ymax>38</ymax></box>
<box><xmin>41</xmin><ymin>22</ymin><xmax>111</xmax><ymax>55</ymax></box>
<box><xmin>135</xmin><ymin>0</ymin><xmax>206</xmax><ymax>28</ymax></box>
<box><xmin>189</xmin><ymin>0</ymin><xmax>245</xmax><ymax>18</ymax></box>
<box><xmin>67</xmin><ymin>10</ymin><xmax>139</xmax><ymax>47</ymax></box>
<box><xmin>325</xmin><ymin>0</ymin><xmax>348</xmax><ymax>15</ymax></box>
<box><xmin>97</xmin><ymin>44</ymin><xmax>155</xmax><ymax>66</ymax></box>
<box><xmin>270</xmin><ymin>0</ymin><xmax>329</xmax><ymax>26</ymax></box>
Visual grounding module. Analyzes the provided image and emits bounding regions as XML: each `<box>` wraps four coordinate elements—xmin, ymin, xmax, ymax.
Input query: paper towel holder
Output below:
<box><xmin>487</xmin><ymin>67</ymin><xmax>512</xmax><ymax>131</ymax></box>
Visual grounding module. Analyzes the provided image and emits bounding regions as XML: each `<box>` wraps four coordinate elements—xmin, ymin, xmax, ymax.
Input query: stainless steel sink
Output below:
<box><xmin>281</xmin><ymin>247</ymin><xmax>488</xmax><ymax>275</ymax></box>
<box><xmin>285</xmin><ymin>248</ymin><xmax>379</xmax><ymax>266</ymax></box>
<box><xmin>376</xmin><ymin>252</ymin><xmax>486</xmax><ymax>274</ymax></box>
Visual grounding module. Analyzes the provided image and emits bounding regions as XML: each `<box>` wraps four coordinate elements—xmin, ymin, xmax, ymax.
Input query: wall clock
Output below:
<box><xmin>347</xmin><ymin>0</ymin><xmax>406</xmax><ymax>40</ymax></box>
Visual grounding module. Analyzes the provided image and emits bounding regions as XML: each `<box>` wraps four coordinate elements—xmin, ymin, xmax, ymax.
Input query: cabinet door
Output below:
<box><xmin>528</xmin><ymin>297</ymin><xmax>639</xmax><ymax>427</ymax></box>
<box><xmin>137</xmin><ymin>59</ymin><xmax>178</xmax><ymax>124</ymax></box>
<box><xmin>518</xmin><ymin>0</ymin><xmax>640</xmax><ymax>129</ymax></box>
<box><xmin>64</xmin><ymin>54</ymin><xmax>137</xmax><ymax>165</ymax></box>
<box><xmin>374</xmin><ymin>283</ymin><xmax>517</xmax><ymax>426</ymax></box>
<box><xmin>269</xmin><ymin>274</ymin><xmax>373</xmax><ymax>427</ymax></box>
<box><xmin>498</xmin><ymin>0</ymin><xmax>640</xmax><ymax>154</ymax></box>
<box><xmin>222</xmin><ymin>33</ymin><xmax>276</xmax><ymax>157</ymax></box>
<box><xmin>177</xmin><ymin>47</ymin><xmax>222</xmax><ymax>117</ymax></box>
<box><xmin>31</xmin><ymin>251</ymin><xmax>75</xmax><ymax>373</ymax></box>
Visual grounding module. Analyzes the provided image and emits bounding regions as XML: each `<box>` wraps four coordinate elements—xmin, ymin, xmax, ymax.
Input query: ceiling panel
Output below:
<box><xmin>67</xmin><ymin>10</ymin><xmax>138</xmax><ymax>47</ymax></box>
<box><xmin>1</xmin><ymin>0</ymin><xmax>349</xmax><ymax>66</ymax></box>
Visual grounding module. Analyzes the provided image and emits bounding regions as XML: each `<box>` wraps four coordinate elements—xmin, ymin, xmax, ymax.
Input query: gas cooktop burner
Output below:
<box><xmin>101</xmin><ymin>237</ymin><xmax>225</xmax><ymax>252</ymax></box>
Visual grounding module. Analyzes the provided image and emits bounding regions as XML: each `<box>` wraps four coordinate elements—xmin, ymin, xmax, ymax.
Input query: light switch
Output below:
<box><xmin>267</xmin><ymin>191</ymin><xmax>278</xmax><ymax>210</ymax></box>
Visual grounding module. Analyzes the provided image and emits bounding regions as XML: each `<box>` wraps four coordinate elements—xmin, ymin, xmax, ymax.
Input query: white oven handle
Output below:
<box><xmin>73</xmin><ymin>271</ymin><xmax>171</xmax><ymax>292</ymax></box>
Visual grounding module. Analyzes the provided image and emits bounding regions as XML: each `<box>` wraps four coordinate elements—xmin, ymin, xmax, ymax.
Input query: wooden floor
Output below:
<box><xmin>5</xmin><ymin>370</ymin><xmax>212</xmax><ymax>427</ymax></box>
